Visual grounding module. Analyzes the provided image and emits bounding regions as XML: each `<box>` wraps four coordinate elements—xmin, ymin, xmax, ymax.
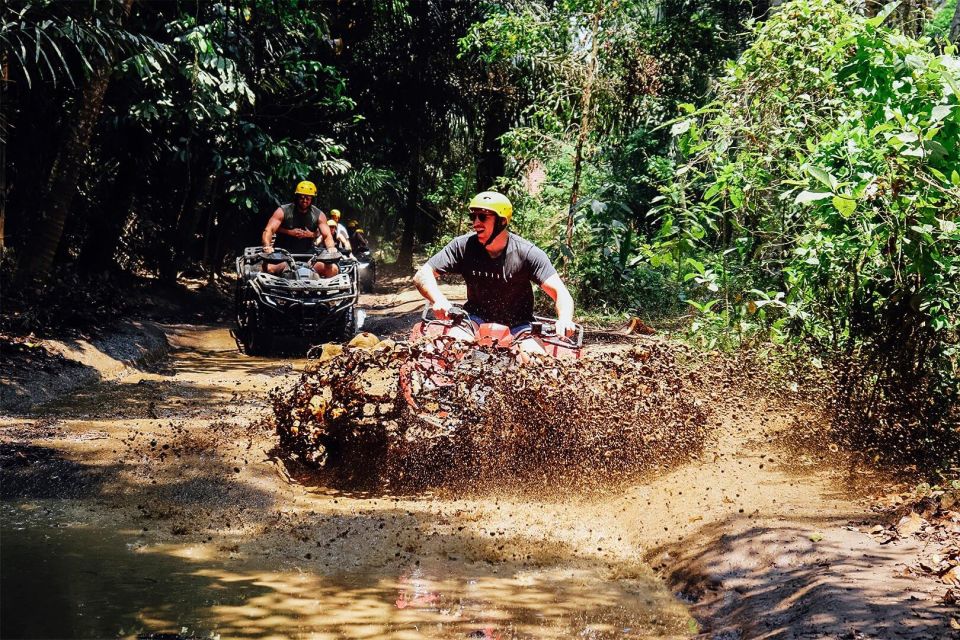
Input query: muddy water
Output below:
<box><xmin>1</xmin><ymin>510</ymin><xmax>689</xmax><ymax>639</ymax></box>
<box><xmin>1</xmin><ymin>322</ymin><xmax>698</xmax><ymax>639</ymax></box>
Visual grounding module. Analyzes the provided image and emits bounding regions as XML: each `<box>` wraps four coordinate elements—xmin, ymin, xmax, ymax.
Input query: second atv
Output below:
<box><xmin>235</xmin><ymin>246</ymin><xmax>359</xmax><ymax>355</ymax></box>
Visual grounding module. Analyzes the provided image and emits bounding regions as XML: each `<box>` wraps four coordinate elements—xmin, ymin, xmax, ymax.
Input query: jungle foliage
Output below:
<box><xmin>658</xmin><ymin>0</ymin><xmax>959</xmax><ymax>465</ymax></box>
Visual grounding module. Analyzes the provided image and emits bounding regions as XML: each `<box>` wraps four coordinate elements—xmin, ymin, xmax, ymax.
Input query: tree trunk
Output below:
<box><xmin>396</xmin><ymin>153</ymin><xmax>420</xmax><ymax>271</ymax></box>
<box><xmin>77</xmin><ymin>143</ymin><xmax>142</xmax><ymax>273</ymax></box>
<box><xmin>477</xmin><ymin>95</ymin><xmax>508</xmax><ymax>191</ymax></box>
<box><xmin>951</xmin><ymin>0</ymin><xmax>960</xmax><ymax>43</ymax></box>
<box><xmin>565</xmin><ymin>5</ymin><xmax>602</xmax><ymax>263</ymax></box>
<box><xmin>13</xmin><ymin>0</ymin><xmax>133</xmax><ymax>283</ymax></box>
<box><xmin>174</xmin><ymin>169</ymin><xmax>216</xmax><ymax>274</ymax></box>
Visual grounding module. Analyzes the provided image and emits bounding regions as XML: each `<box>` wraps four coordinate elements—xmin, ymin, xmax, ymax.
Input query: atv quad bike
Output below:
<box><xmin>399</xmin><ymin>305</ymin><xmax>583</xmax><ymax>425</ymax></box>
<box><xmin>235</xmin><ymin>246</ymin><xmax>358</xmax><ymax>355</ymax></box>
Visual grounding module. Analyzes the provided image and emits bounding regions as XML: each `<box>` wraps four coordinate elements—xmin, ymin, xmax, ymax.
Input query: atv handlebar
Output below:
<box><xmin>256</xmin><ymin>248</ymin><xmax>295</xmax><ymax>264</ymax></box>
<box><xmin>420</xmin><ymin>304</ymin><xmax>583</xmax><ymax>348</ymax></box>
<box><xmin>527</xmin><ymin>315</ymin><xmax>584</xmax><ymax>349</ymax></box>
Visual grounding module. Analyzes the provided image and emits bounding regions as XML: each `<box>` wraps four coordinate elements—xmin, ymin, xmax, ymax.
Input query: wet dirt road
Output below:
<box><xmin>1</xmin><ymin>286</ymin><xmax>954</xmax><ymax>639</ymax></box>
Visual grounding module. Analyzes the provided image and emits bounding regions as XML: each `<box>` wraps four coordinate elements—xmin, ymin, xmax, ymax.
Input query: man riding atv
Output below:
<box><xmin>328</xmin><ymin>208</ymin><xmax>352</xmax><ymax>252</ymax></box>
<box><xmin>413</xmin><ymin>191</ymin><xmax>576</xmax><ymax>355</ymax></box>
<box><xmin>261</xmin><ymin>181</ymin><xmax>340</xmax><ymax>277</ymax></box>
<box><xmin>347</xmin><ymin>220</ymin><xmax>369</xmax><ymax>253</ymax></box>
<box><xmin>327</xmin><ymin>218</ymin><xmax>352</xmax><ymax>253</ymax></box>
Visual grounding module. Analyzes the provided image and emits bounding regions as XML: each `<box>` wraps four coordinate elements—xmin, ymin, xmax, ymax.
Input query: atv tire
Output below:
<box><xmin>246</xmin><ymin>325</ymin><xmax>273</xmax><ymax>356</ymax></box>
<box><xmin>337</xmin><ymin>307</ymin><xmax>358</xmax><ymax>342</ymax></box>
<box><xmin>240</xmin><ymin>300</ymin><xmax>273</xmax><ymax>356</ymax></box>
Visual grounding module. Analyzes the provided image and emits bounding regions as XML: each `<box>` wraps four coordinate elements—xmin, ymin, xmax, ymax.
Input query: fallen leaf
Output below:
<box><xmin>941</xmin><ymin>565</ymin><xmax>960</xmax><ymax>586</ymax></box>
<box><xmin>896</xmin><ymin>512</ymin><xmax>927</xmax><ymax>536</ymax></box>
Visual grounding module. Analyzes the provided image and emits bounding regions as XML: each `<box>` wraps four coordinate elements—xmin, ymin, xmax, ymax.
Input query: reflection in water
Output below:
<box><xmin>1</xmin><ymin>505</ymin><xmax>693</xmax><ymax>639</ymax></box>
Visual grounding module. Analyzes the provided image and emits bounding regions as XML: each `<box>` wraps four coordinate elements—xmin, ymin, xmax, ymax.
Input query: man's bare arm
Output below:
<box><xmin>261</xmin><ymin>209</ymin><xmax>286</xmax><ymax>250</ymax></box>
<box><xmin>413</xmin><ymin>264</ymin><xmax>452</xmax><ymax>319</ymax></box>
<box><xmin>540</xmin><ymin>273</ymin><xmax>575</xmax><ymax>336</ymax></box>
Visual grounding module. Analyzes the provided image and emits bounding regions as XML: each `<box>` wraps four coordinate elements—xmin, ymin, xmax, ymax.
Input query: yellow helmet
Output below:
<box><xmin>294</xmin><ymin>180</ymin><xmax>317</xmax><ymax>196</ymax></box>
<box><xmin>329</xmin><ymin>208</ymin><xmax>341</xmax><ymax>221</ymax></box>
<box><xmin>469</xmin><ymin>191</ymin><xmax>512</xmax><ymax>223</ymax></box>
<box><xmin>346</xmin><ymin>219</ymin><xmax>359</xmax><ymax>230</ymax></box>
<box><xmin>327</xmin><ymin>218</ymin><xmax>337</xmax><ymax>226</ymax></box>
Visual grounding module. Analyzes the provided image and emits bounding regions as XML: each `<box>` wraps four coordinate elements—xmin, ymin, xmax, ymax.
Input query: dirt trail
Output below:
<box><xmin>1</xmin><ymin>282</ymin><xmax>955</xmax><ymax>639</ymax></box>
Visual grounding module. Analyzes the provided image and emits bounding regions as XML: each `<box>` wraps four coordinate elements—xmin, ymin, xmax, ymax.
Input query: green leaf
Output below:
<box><xmin>832</xmin><ymin>196</ymin><xmax>856</xmax><ymax>217</ymax></box>
<box><xmin>795</xmin><ymin>191</ymin><xmax>833</xmax><ymax>205</ymax></box>
<box><xmin>931</xmin><ymin>105</ymin><xmax>953</xmax><ymax>123</ymax></box>
<box><xmin>730</xmin><ymin>188</ymin><xmax>744</xmax><ymax>208</ymax></box>
<box><xmin>806</xmin><ymin>165</ymin><xmax>836</xmax><ymax>191</ymax></box>
<box><xmin>670</xmin><ymin>119</ymin><xmax>691</xmax><ymax>136</ymax></box>
<box><xmin>867</xmin><ymin>1</ymin><xmax>901</xmax><ymax>28</ymax></box>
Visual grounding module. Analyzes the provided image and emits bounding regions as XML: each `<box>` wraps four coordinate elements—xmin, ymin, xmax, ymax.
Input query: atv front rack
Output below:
<box><xmin>418</xmin><ymin>305</ymin><xmax>584</xmax><ymax>350</ymax></box>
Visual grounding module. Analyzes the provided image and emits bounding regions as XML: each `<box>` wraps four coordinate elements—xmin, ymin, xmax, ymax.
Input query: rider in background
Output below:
<box><xmin>413</xmin><ymin>191</ymin><xmax>575</xmax><ymax>354</ymax></box>
<box><xmin>327</xmin><ymin>218</ymin><xmax>352</xmax><ymax>253</ymax></box>
<box><xmin>328</xmin><ymin>208</ymin><xmax>352</xmax><ymax>253</ymax></box>
<box><xmin>347</xmin><ymin>220</ymin><xmax>370</xmax><ymax>253</ymax></box>
<box><xmin>261</xmin><ymin>180</ymin><xmax>339</xmax><ymax>277</ymax></box>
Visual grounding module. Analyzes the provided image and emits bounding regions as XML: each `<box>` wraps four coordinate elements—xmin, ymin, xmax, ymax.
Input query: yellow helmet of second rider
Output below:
<box><xmin>468</xmin><ymin>191</ymin><xmax>512</xmax><ymax>223</ymax></box>
<box><xmin>294</xmin><ymin>180</ymin><xmax>317</xmax><ymax>197</ymax></box>
<box><xmin>329</xmin><ymin>208</ymin><xmax>341</xmax><ymax>221</ymax></box>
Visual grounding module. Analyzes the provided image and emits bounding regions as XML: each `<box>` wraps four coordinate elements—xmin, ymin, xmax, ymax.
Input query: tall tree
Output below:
<box><xmin>330</xmin><ymin>0</ymin><xmax>484</xmax><ymax>270</ymax></box>
<box><xmin>951</xmin><ymin>0</ymin><xmax>960</xmax><ymax>41</ymax></box>
<box><xmin>13</xmin><ymin>0</ymin><xmax>134</xmax><ymax>283</ymax></box>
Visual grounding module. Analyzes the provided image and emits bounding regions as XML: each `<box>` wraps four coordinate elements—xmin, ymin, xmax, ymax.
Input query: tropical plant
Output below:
<box><xmin>657</xmin><ymin>0</ymin><xmax>960</xmax><ymax>465</ymax></box>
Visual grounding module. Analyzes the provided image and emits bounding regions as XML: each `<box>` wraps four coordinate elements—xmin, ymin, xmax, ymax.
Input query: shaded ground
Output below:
<box><xmin>0</xmin><ymin>273</ymin><xmax>956</xmax><ymax>639</ymax></box>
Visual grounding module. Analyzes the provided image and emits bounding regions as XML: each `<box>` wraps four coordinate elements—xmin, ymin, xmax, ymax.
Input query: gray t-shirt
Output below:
<box><xmin>427</xmin><ymin>232</ymin><xmax>557</xmax><ymax>327</ymax></box>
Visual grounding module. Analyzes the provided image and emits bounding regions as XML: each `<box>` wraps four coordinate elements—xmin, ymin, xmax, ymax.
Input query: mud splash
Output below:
<box><xmin>272</xmin><ymin>338</ymin><xmax>708</xmax><ymax>489</ymax></box>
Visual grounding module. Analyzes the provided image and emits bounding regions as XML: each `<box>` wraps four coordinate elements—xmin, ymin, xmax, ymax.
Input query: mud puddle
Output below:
<box><xmin>0</xmin><ymin>322</ymin><xmax>696</xmax><ymax>639</ymax></box>
<box><xmin>1</xmin><ymin>499</ymin><xmax>692</xmax><ymax>639</ymax></box>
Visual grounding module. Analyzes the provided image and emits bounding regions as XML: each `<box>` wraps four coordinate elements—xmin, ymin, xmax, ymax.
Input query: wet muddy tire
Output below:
<box><xmin>241</xmin><ymin>302</ymin><xmax>273</xmax><ymax>356</ymax></box>
<box><xmin>246</xmin><ymin>325</ymin><xmax>273</xmax><ymax>356</ymax></box>
<box><xmin>336</xmin><ymin>308</ymin><xmax>357</xmax><ymax>343</ymax></box>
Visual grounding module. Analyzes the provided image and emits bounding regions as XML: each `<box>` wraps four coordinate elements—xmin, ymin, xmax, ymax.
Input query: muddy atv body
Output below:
<box><xmin>235</xmin><ymin>246</ymin><xmax>358</xmax><ymax>354</ymax></box>
<box><xmin>400</xmin><ymin>306</ymin><xmax>583</xmax><ymax>424</ymax></box>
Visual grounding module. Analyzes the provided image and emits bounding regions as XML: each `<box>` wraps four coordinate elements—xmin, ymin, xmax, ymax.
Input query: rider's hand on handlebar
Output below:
<box><xmin>431</xmin><ymin>299</ymin><xmax>452</xmax><ymax>320</ymax></box>
<box><xmin>555</xmin><ymin>318</ymin><xmax>576</xmax><ymax>339</ymax></box>
<box><xmin>262</xmin><ymin>245</ymin><xmax>274</xmax><ymax>253</ymax></box>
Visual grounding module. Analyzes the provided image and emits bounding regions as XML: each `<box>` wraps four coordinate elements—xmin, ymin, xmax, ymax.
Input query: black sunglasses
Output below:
<box><xmin>469</xmin><ymin>211</ymin><xmax>494</xmax><ymax>221</ymax></box>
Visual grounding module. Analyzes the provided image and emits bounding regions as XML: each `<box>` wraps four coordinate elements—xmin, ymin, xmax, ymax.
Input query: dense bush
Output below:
<box><xmin>656</xmin><ymin>0</ymin><xmax>960</xmax><ymax>465</ymax></box>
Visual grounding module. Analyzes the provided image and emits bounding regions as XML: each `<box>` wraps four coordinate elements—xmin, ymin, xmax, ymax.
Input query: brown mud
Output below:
<box><xmin>1</xmin><ymin>277</ymin><xmax>957</xmax><ymax>639</ymax></box>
